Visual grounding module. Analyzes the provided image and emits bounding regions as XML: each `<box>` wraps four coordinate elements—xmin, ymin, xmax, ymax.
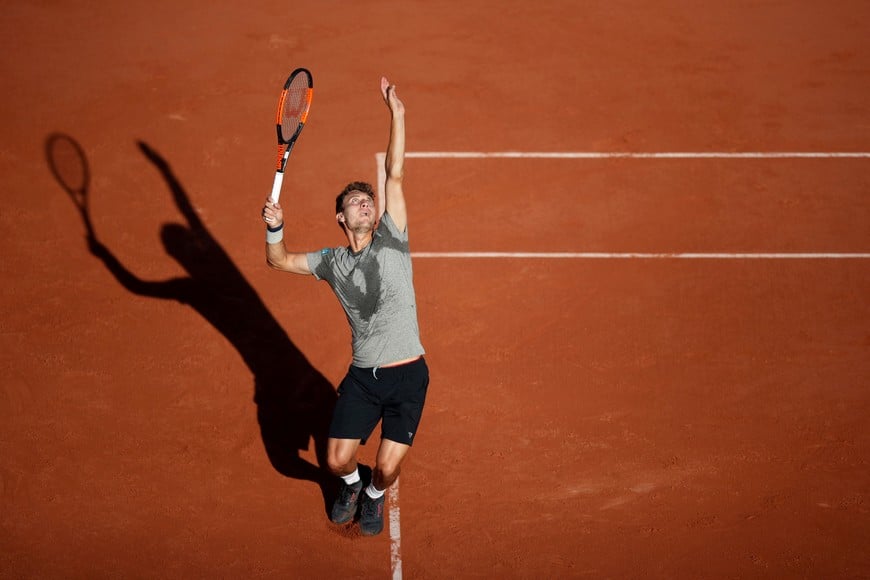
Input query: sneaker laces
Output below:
<box><xmin>361</xmin><ymin>494</ymin><xmax>383</xmax><ymax>518</ymax></box>
<box><xmin>337</xmin><ymin>482</ymin><xmax>359</xmax><ymax>505</ymax></box>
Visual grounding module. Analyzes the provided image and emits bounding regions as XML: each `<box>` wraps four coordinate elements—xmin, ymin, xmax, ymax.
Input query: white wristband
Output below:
<box><xmin>266</xmin><ymin>227</ymin><xmax>284</xmax><ymax>244</ymax></box>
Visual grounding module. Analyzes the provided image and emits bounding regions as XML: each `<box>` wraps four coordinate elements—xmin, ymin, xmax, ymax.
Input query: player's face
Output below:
<box><xmin>339</xmin><ymin>192</ymin><xmax>375</xmax><ymax>229</ymax></box>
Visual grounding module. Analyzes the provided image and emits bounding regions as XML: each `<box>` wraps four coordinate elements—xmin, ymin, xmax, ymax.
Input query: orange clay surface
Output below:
<box><xmin>2</xmin><ymin>2</ymin><xmax>869</xmax><ymax>578</ymax></box>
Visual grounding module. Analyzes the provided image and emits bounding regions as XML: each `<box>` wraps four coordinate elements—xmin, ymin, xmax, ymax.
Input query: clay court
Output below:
<box><xmin>2</xmin><ymin>2</ymin><xmax>869</xmax><ymax>578</ymax></box>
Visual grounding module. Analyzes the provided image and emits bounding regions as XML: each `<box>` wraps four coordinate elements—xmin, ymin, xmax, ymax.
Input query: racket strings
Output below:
<box><xmin>280</xmin><ymin>75</ymin><xmax>311</xmax><ymax>141</ymax></box>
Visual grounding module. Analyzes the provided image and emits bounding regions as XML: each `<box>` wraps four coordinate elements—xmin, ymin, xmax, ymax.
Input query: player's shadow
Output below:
<box><xmin>45</xmin><ymin>134</ymin><xmax>338</xmax><ymax>512</ymax></box>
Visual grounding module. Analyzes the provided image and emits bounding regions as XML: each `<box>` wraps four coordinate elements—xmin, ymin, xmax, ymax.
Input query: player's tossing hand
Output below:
<box><xmin>381</xmin><ymin>77</ymin><xmax>404</xmax><ymax>116</ymax></box>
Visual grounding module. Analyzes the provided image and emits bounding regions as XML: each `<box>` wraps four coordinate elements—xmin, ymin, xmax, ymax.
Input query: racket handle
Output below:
<box><xmin>270</xmin><ymin>171</ymin><xmax>284</xmax><ymax>203</ymax></box>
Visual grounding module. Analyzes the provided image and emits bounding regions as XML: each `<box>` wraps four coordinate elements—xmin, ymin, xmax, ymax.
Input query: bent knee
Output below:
<box><xmin>327</xmin><ymin>445</ymin><xmax>358</xmax><ymax>475</ymax></box>
<box><xmin>374</xmin><ymin>462</ymin><xmax>401</xmax><ymax>483</ymax></box>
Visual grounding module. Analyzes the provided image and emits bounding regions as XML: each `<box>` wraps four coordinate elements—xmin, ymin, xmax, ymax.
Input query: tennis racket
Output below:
<box><xmin>270</xmin><ymin>67</ymin><xmax>313</xmax><ymax>203</ymax></box>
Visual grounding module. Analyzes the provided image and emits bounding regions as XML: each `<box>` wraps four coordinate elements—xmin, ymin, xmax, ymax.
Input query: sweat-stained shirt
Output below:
<box><xmin>306</xmin><ymin>212</ymin><xmax>425</xmax><ymax>368</ymax></box>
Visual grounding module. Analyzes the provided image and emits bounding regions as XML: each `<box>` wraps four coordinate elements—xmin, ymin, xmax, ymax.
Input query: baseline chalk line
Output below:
<box><xmin>405</xmin><ymin>151</ymin><xmax>870</xmax><ymax>159</ymax></box>
<box><xmin>410</xmin><ymin>252</ymin><xmax>870</xmax><ymax>259</ymax></box>
<box><xmin>389</xmin><ymin>478</ymin><xmax>402</xmax><ymax>580</ymax></box>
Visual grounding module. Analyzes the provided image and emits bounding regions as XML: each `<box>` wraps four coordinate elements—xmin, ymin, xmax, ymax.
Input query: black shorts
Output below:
<box><xmin>329</xmin><ymin>357</ymin><xmax>429</xmax><ymax>446</ymax></box>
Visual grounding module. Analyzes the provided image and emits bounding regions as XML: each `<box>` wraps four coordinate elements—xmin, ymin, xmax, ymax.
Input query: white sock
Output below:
<box><xmin>365</xmin><ymin>482</ymin><xmax>385</xmax><ymax>499</ymax></box>
<box><xmin>340</xmin><ymin>468</ymin><xmax>360</xmax><ymax>486</ymax></box>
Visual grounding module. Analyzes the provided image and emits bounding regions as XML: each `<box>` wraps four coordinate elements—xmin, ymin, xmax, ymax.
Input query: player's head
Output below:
<box><xmin>335</xmin><ymin>181</ymin><xmax>376</xmax><ymax>231</ymax></box>
<box><xmin>335</xmin><ymin>181</ymin><xmax>375</xmax><ymax>214</ymax></box>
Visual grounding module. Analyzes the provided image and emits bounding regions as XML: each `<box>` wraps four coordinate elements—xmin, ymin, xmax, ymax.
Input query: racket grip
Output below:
<box><xmin>270</xmin><ymin>171</ymin><xmax>284</xmax><ymax>203</ymax></box>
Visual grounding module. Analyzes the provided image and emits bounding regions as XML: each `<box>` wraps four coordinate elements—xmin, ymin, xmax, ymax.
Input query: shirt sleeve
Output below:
<box><xmin>379</xmin><ymin>211</ymin><xmax>408</xmax><ymax>242</ymax></box>
<box><xmin>306</xmin><ymin>248</ymin><xmax>333</xmax><ymax>281</ymax></box>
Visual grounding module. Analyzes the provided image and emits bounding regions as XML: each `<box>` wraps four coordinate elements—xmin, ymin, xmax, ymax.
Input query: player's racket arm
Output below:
<box><xmin>265</xmin><ymin>245</ymin><xmax>311</xmax><ymax>276</ymax></box>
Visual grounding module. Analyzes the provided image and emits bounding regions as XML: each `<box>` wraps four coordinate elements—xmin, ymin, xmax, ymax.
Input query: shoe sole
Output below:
<box><xmin>360</xmin><ymin>524</ymin><xmax>383</xmax><ymax>536</ymax></box>
<box><xmin>330</xmin><ymin>499</ymin><xmax>359</xmax><ymax>524</ymax></box>
<box><xmin>331</xmin><ymin>512</ymin><xmax>356</xmax><ymax>525</ymax></box>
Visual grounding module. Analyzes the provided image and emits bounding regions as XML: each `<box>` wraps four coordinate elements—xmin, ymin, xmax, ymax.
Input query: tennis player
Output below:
<box><xmin>260</xmin><ymin>77</ymin><xmax>428</xmax><ymax>536</ymax></box>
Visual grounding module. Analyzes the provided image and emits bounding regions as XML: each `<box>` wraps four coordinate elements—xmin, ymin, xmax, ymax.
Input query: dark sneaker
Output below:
<box><xmin>359</xmin><ymin>492</ymin><xmax>385</xmax><ymax>536</ymax></box>
<box><xmin>330</xmin><ymin>480</ymin><xmax>362</xmax><ymax>524</ymax></box>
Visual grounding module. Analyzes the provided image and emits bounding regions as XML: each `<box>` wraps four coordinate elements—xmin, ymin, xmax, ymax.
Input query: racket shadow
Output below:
<box><xmin>47</xmin><ymin>134</ymin><xmax>339</xmax><ymax>515</ymax></box>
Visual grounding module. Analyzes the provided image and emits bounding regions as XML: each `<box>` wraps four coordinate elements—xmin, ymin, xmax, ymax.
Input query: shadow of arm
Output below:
<box><xmin>87</xmin><ymin>234</ymin><xmax>188</xmax><ymax>300</ymax></box>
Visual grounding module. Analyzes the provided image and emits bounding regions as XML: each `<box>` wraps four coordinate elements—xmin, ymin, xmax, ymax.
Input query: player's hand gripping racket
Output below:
<box><xmin>270</xmin><ymin>67</ymin><xmax>313</xmax><ymax>203</ymax></box>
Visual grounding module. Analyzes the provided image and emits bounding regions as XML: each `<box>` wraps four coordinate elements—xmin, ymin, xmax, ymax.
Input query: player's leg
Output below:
<box><xmin>359</xmin><ymin>358</ymin><xmax>429</xmax><ymax>535</ymax></box>
<box><xmin>358</xmin><ymin>439</ymin><xmax>409</xmax><ymax>536</ymax></box>
<box><xmin>327</xmin><ymin>437</ymin><xmax>362</xmax><ymax>476</ymax></box>
<box><xmin>327</xmin><ymin>437</ymin><xmax>364</xmax><ymax>524</ymax></box>
<box><xmin>327</xmin><ymin>368</ymin><xmax>381</xmax><ymax>524</ymax></box>
<box><xmin>372</xmin><ymin>438</ymin><xmax>411</xmax><ymax>490</ymax></box>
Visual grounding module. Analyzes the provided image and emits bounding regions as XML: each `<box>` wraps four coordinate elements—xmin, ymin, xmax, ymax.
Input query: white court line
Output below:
<box><xmin>388</xmin><ymin>477</ymin><xmax>402</xmax><ymax>580</ymax></box>
<box><xmin>411</xmin><ymin>252</ymin><xmax>870</xmax><ymax>259</ymax></box>
<box><xmin>374</xmin><ymin>150</ymin><xmax>869</xmax><ymax>579</ymax></box>
<box><xmin>378</xmin><ymin>151</ymin><xmax>870</xmax><ymax>262</ymax></box>
<box><xmin>406</xmin><ymin>151</ymin><xmax>870</xmax><ymax>159</ymax></box>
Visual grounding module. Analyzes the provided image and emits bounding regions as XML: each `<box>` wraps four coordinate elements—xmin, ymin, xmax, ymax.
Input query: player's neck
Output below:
<box><xmin>347</xmin><ymin>230</ymin><xmax>373</xmax><ymax>254</ymax></box>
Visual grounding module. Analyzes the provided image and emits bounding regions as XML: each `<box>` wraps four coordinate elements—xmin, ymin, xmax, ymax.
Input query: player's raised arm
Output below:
<box><xmin>380</xmin><ymin>77</ymin><xmax>407</xmax><ymax>232</ymax></box>
<box><xmin>262</xmin><ymin>197</ymin><xmax>311</xmax><ymax>275</ymax></box>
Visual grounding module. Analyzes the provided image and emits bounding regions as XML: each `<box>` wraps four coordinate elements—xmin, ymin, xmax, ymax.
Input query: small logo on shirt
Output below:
<box><xmin>321</xmin><ymin>248</ymin><xmax>331</xmax><ymax>255</ymax></box>
<box><xmin>408</xmin><ymin>432</ymin><xmax>414</xmax><ymax>440</ymax></box>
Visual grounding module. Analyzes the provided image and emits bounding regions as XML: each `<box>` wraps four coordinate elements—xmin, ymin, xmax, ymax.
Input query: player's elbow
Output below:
<box><xmin>266</xmin><ymin>252</ymin><xmax>310</xmax><ymax>275</ymax></box>
<box><xmin>265</xmin><ymin>251</ymin><xmax>285</xmax><ymax>270</ymax></box>
<box><xmin>386</xmin><ymin>166</ymin><xmax>404</xmax><ymax>182</ymax></box>
<box><xmin>266</xmin><ymin>256</ymin><xmax>281</xmax><ymax>270</ymax></box>
<box><xmin>385</xmin><ymin>156</ymin><xmax>404</xmax><ymax>179</ymax></box>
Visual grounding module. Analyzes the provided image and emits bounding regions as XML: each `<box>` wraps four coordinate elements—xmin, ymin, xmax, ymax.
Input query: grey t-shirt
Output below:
<box><xmin>306</xmin><ymin>212</ymin><xmax>425</xmax><ymax>368</ymax></box>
